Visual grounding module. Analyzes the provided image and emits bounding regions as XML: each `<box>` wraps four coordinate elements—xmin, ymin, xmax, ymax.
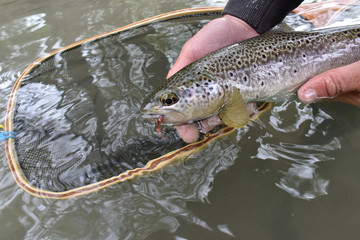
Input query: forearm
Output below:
<box><xmin>222</xmin><ymin>0</ymin><xmax>304</xmax><ymax>33</ymax></box>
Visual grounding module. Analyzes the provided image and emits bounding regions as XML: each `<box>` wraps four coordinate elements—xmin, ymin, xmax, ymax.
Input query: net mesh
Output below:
<box><xmin>11</xmin><ymin>15</ymin><xmax>219</xmax><ymax>192</ymax></box>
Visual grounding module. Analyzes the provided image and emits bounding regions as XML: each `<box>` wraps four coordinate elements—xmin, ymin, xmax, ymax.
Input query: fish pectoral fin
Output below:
<box><xmin>219</xmin><ymin>88</ymin><xmax>250</xmax><ymax>128</ymax></box>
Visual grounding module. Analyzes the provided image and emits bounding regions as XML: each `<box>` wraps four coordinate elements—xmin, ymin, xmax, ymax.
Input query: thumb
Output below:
<box><xmin>298</xmin><ymin>61</ymin><xmax>360</xmax><ymax>106</ymax></box>
<box><xmin>166</xmin><ymin>56</ymin><xmax>193</xmax><ymax>79</ymax></box>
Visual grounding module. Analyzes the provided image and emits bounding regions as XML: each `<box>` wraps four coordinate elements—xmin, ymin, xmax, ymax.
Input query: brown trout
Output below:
<box><xmin>141</xmin><ymin>25</ymin><xmax>360</xmax><ymax>128</ymax></box>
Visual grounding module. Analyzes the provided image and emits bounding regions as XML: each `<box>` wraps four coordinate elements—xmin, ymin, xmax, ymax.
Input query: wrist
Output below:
<box><xmin>221</xmin><ymin>14</ymin><xmax>259</xmax><ymax>39</ymax></box>
<box><xmin>222</xmin><ymin>14</ymin><xmax>258</xmax><ymax>32</ymax></box>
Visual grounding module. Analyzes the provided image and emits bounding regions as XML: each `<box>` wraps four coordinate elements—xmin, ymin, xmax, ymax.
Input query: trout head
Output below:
<box><xmin>142</xmin><ymin>70</ymin><xmax>250</xmax><ymax>128</ymax></box>
<box><xmin>141</xmin><ymin>73</ymin><xmax>226</xmax><ymax>125</ymax></box>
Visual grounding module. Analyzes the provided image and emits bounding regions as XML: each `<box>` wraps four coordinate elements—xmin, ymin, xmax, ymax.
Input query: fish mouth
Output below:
<box><xmin>141</xmin><ymin>108</ymin><xmax>188</xmax><ymax>125</ymax></box>
<box><xmin>141</xmin><ymin>113</ymin><xmax>163</xmax><ymax>123</ymax></box>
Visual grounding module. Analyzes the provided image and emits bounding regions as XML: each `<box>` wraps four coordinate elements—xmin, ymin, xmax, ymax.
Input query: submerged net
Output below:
<box><xmin>5</xmin><ymin>8</ymin><xmax>235</xmax><ymax>198</ymax></box>
<box><xmin>13</xmin><ymin>26</ymin><xmax>189</xmax><ymax>192</ymax></box>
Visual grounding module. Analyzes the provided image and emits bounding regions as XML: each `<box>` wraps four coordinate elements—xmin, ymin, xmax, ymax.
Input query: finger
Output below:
<box><xmin>175</xmin><ymin>124</ymin><xmax>200</xmax><ymax>143</ymax></box>
<box><xmin>298</xmin><ymin>61</ymin><xmax>360</xmax><ymax>104</ymax></box>
<box><xmin>166</xmin><ymin>54</ymin><xmax>193</xmax><ymax>79</ymax></box>
<box><xmin>166</xmin><ymin>34</ymin><xmax>203</xmax><ymax>79</ymax></box>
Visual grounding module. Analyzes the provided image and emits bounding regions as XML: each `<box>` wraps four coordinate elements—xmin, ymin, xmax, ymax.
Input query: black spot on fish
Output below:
<box><xmin>243</xmin><ymin>76</ymin><xmax>248</xmax><ymax>83</ymax></box>
<box><xmin>202</xmin><ymin>95</ymin><xmax>206</xmax><ymax>99</ymax></box>
<box><xmin>261</xmin><ymin>81</ymin><xmax>264</xmax><ymax>87</ymax></box>
<box><xmin>294</xmin><ymin>69</ymin><xmax>297</xmax><ymax>73</ymax></box>
<box><xmin>196</xmin><ymin>83</ymin><xmax>200</xmax><ymax>87</ymax></box>
<box><xmin>225</xmin><ymin>85</ymin><xmax>229</xmax><ymax>89</ymax></box>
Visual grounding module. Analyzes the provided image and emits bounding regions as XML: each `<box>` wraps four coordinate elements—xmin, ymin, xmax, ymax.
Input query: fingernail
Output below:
<box><xmin>302</xmin><ymin>88</ymin><xmax>317</xmax><ymax>103</ymax></box>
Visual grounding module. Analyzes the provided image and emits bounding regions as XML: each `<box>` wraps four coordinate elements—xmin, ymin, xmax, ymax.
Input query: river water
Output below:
<box><xmin>1</xmin><ymin>0</ymin><xmax>360</xmax><ymax>239</ymax></box>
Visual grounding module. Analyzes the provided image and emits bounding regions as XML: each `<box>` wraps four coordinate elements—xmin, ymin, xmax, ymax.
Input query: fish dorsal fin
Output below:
<box><xmin>219</xmin><ymin>87</ymin><xmax>250</xmax><ymax>128</ymax></box>
<box><xmin>271</xmin><ymin>22</ymin><xmax>294</xmax><ymax>32</ymax></box>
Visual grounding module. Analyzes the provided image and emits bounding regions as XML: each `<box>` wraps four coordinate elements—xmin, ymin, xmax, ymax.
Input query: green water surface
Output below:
<box><xmin>0</xmin><ymin>0</ymin><xmax>360</xmax><ymax>239</ymax></box>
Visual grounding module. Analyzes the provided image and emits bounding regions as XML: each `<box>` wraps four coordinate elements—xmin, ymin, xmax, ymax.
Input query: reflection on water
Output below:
<box><xmin>0</xmin><ymin>13</ymin><xmax>47</xmax><ymax>41</ymax></box>
<box><xmin>1</xmin><ymin>0</ymin><xmax>360</xmax><ymax>239</ymax></box>
<box><xmin>257</xmin><ymin>101</ymin><xmax>341</xmax><ymax>199</ymax></box>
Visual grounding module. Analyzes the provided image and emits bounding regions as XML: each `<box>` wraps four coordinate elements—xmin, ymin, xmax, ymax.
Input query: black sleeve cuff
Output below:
<box><xmin>222</xmin><ymin>0</ymin><xmax>303</xmax><ymax>33</ymax></box>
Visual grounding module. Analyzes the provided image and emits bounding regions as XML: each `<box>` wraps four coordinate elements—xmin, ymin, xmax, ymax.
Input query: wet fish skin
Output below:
<box><xmin>142</xmin><ymin>25</ymin><xmax>360</xmax><ymax>126</ymax></box>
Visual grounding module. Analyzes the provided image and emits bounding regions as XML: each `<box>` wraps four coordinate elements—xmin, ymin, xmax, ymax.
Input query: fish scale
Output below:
<box><xmin>142</xmin><ymin>25</ymin><xmax>360</xmax><ymax>125</ymax></box>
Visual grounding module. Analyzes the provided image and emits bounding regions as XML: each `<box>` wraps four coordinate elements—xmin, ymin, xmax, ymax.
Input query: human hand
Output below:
<box><xmin>298</xmin><ymin>61</ymin><xmax>360</xmax><ymax>106</ymax></box>
<box><xmin>167</xmin><ymin>14</ymin><xmax>258</xmax><ymax>78</ymax></box>
<box><xmin>167</xmin><ymin>15</ymin><xmax>258</xmax><ymax>143</ymax></box>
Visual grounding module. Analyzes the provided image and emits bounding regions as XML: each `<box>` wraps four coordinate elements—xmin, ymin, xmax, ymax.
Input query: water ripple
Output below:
<box><xmin>255</xmin><ymin>101</ymin><xmax>342</xmax><ymax>199</ymax></box>
<box><xmin>0</xmin><ymin>13</ymin><xmax>46</xmax><ymax>41</ymax></box>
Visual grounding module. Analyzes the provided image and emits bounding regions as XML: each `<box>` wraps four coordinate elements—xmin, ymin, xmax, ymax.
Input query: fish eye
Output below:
<box><xmin>160</xmin><ymin>93</ymin><xmax>179</xmax><ymax>106</ymax></box>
